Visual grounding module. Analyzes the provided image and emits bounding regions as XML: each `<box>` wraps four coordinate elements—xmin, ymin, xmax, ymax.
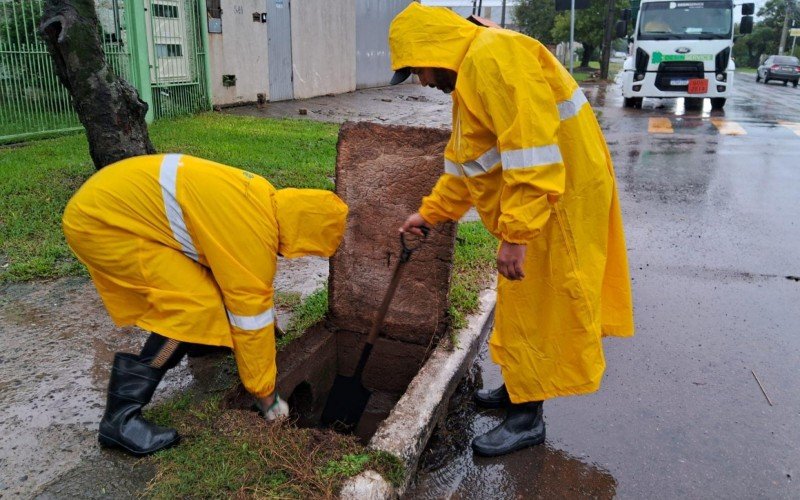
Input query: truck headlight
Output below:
<box><xmin>716</xmin><ymin>73</ymin><xmax>726</xmax><ymax>81</ymax></box>
<box><xmin>634</xmin><ymin>73</ymin><xmax>645</xmax><ymax>81</ymax></box>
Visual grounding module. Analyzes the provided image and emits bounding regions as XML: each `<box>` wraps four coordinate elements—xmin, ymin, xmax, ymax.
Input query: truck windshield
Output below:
<box><xmin>639</xmin><ymin>1</ymin><xmax>732</xmax><ymax>40</ymax></box>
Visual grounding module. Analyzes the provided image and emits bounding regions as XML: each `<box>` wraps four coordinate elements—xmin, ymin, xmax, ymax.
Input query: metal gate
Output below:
<box><xmin>266</xmin><ymin>0</ymin><xmax>293</xmax><ymax>101</ymax></box>
<box><xmin>0</xmin><ymin>0</ymin><xmax>211</xmax><ymax>144</ymax></box>
<box><xmin>355</xmin><ymin>0</ymin><xmax>410</xmax><ymax>89</ymax></box>
<box><xmin>144</xmin><ymin>0</ymin><xmax>211</xmax><ymax>119</ymax></box>
<box><xmin>0</xmin><ymin>0</ymin><xmax>132</xmax><ymax>142</ymax></box>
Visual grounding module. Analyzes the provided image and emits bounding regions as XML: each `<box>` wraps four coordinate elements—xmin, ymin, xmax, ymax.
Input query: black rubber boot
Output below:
<box><xmin>473</xmin><ymin>384</ymin><xmax>511</xmax><ymax>408</ymax></box>
<box><xmin>98</xmin><ymin>353</ymin><xmax>180</xmax><ymax>456</ymax></box>
<box><xmin>471</xmin><ymin>401</ymin><xmax>545</xmax><ymax>457</ymax></box>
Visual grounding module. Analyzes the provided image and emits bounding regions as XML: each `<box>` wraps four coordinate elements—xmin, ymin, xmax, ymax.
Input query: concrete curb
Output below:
<box><xmin>340</xmin><ymin>289</ymin><xmax>496</xmax><ymax>499</ymax></box>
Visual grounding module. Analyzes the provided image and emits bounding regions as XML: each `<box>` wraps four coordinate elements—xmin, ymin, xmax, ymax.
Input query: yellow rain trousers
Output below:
<box><xmin>390</xmin><ymin>4</ymin><xmax>634</xmax><ymax>402</ymax></box>
<box><xmin>62</xmin><ymin>154</ymin><xmax>348</xmax><ymax>398</ymax></box>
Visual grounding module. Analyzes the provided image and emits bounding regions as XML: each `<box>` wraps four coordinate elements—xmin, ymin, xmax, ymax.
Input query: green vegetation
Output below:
<box><xmin>144</xmin><ymin>394</ymin><xmax>403</xmax><ymax>498</ymax></box>
<box><xmin>278</xmin><ymin>287</ymin><xmax>329</xmax><ymax>349</ymax></box>
<box><xmin>0</xmin><ymin>113</ymin><xmax>337</xmax><ymax>283</ymax></box>
<box><xmin>448</xmin><ymin>221</ymin><xmax>497</xmax><ymax>331</ymax></box>
<box><xmin>733</xmin><ymin>0</ymin><xmax>800</xmax><ymax>67</ymax></box>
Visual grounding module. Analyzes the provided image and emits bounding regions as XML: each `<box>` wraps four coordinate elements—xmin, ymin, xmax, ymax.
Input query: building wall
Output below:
<box><xmin>356</xmin><ymin>0</ymin><xmax>413</xmax><ymax>88</ymax></box>
<box><xmin>290</xmin><ymin>0</ymin><xmax>356</xmax><ymax>99</ymax></box>
<box><xmin>208</xmin><ymin>0</ymin><xmax>269</xmax><ymax>106</ymax></box>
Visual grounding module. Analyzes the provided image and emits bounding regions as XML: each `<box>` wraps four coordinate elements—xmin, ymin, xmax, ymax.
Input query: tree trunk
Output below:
<box><xmin>39</xmin><ymin>0</ymin><xmax>155</xmax><ymax>170</ymax></box>
<box><xmin>580</xmin><ymin>43</ymin><xmax>594</xmax><ymax>68</ymax></box>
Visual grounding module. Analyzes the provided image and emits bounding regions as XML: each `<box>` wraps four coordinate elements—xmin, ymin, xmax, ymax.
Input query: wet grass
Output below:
<box><xmin>0</xmin><ymin>113</ymin><xmax>337</xmax><ymax>283</ymax></box>
<box><xmin>143</xmin><ymin>393</ymin><xmax>403</xmax><ymax>498</ymax></box>
<box><xmin>448</xmin><ymin>222</ymin><xmax>497</xmax><ymax>331</ymax></box>
<box><xmin>277</xmin><ymin>287</ymin><xmax>329</xmax><ymax>350</ymax></box>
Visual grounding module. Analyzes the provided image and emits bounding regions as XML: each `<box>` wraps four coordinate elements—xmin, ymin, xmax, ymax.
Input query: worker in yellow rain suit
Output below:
<box><xmin>391</xmin><ymin>4</ymin><xmax>634</xmax><ymax>457</ymax></box>
<box><xmin>62</xmin><ymin>154</ymin><xmax>348</xmax><ymax>456</ymax></box>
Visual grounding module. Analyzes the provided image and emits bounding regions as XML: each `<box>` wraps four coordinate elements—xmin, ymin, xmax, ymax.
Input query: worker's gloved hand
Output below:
<box><xmin>256</xmin><ymin>394</ymin><xmax>290</xmax><ymax>421</ymax></box>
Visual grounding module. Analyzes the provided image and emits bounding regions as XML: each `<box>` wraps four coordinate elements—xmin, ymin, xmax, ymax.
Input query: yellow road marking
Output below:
<box><xmin>778</xmin><ymin>121</ymin><xmax>800</xmax><ymax>137</ymax></box>
<box><xmin>648</xmin><ymin>117</ymin><xmax>674</xmax><ymax>134</ymax></box>
<box><xmin>711</xmin><ymin>119</ymin><xmax>747</xmax><ymax>136</ymax></box>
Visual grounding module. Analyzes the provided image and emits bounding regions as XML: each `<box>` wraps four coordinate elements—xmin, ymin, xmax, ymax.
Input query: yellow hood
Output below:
<box><xmin>273</xmin><ymin>189</ymin><xmax>348</xmax><ymax>259</ymax></box>
<box><xmin>388</xmin><ymin>3</ymin><xmax>481</xmax><ymax>72</ymax></box>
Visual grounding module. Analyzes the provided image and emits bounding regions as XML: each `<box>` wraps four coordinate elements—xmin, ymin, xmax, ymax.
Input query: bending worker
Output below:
<box><xmin>62</xmin><ymin>154</ymin><xmax>348</xmax><ymax>456</ymax></box>
<box><xmin>390</xmin><ymin>4</ymin><xmax>634</xmax><ymax>457</ymax></box>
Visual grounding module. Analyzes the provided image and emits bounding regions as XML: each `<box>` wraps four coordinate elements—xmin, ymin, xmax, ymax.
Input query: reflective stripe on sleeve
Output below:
<box><xmin>557</xmin><ymin>88</ymin><xmax>588</xmax><ymax>121</ymax></box>
<box><xmin>227</xmin><ymin>307</ymin><xmax>275</xmax><ymax>331</ymax></box>
<box><xmin>462</xmin><ymin>147</ymin><xmax>500</xmax><ymax>177</ymax></box>
<box><xmin>444</xmin><ymin>158</ymin><xmax>462</xmax><ymax>176</ymax></box>
<box><xmin>159</xmin><ymin>154</ymin><xmax>200</xmax><ymax>262</ymax></box>
<box><xmin>501</xmin><ymin>144</ymin><xmax>562</xmax><ymax>170</ymax></box>
<box><xmin>445</xmin><ymin>147</ymin><xmax>501</xmax><ymax>178</ymax></box>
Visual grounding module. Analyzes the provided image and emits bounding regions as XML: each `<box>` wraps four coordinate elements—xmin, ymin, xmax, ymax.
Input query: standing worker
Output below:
<box><xmin>390</xmin><ymin>4</ymin><xmax>634</xmax><ymax>457</ymax></box>
<box><xmin>62</xmin><ymin>154</ymin><xmax>348</xmax><ymax>456</ymax></box>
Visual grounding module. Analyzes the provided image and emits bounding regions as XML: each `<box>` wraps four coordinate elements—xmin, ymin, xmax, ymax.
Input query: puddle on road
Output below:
<box><xmin>407</xmin><ymin>346</ymin><xmax>617</xmax><ymax>499</ymax></box>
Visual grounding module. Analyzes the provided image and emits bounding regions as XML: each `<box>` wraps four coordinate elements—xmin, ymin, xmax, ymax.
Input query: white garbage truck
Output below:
<box><xmin>617</xmin><ymin>0</ymin><xmax>754</xmax><ymax>110</ymax></box>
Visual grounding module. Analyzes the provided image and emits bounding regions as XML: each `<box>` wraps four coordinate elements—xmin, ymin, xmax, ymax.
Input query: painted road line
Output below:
<box><xmin>778</xmin><ymin>121</ymin><xmax>800</xmax><ymax>137</ymax></box>
<box><xmin>711</xmin><ymin>119</ymin><xmax>747</xmax><ymax>136</ymax></box>
<box><xmin>648</xmin><ymin>117</ymin><xmax>674</xmax><ymax>134</ymax></box>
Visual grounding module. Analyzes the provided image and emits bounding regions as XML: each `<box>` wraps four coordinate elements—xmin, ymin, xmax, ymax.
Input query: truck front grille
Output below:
<box><xmin>655</xmin><ymin>61</ymin><xmax>706</xmax><ymax>91</ymax></box>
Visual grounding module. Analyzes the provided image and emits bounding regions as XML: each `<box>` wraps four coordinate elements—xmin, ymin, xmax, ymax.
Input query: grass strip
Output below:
<box><xmin>448</xmin><ymin>221</ymin><xmax>496</xmax><ymax>331</ymax></box>
<box><xmin>0</xmin><ymin>113</ymin><xmax>337</xmax><ymax>283</ymax></box>
<box><xmin>144</xmin><ymin>395</ymin><xmax>403</xmax><ymax>499</ymax></box>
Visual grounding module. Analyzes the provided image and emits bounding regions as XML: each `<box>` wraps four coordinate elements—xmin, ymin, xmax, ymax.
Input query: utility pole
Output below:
<box><xmin>501</xmin><ymin>0</ymin><xmax>507</xmax><ymax>27</ymax></box>
<box><xmin>600</xmin><ymin>0</ymin><xmax>616</xmax><ymax>79</ymax></box>
<box><xmin>778</xmin><ymin>0</ymin><xmax>793</xmax><ymax>55</ymax></box>
<box><xmin>569</xmin><ymin>0</ymin><xmax>575</xmax><ymax>73</ymax></box>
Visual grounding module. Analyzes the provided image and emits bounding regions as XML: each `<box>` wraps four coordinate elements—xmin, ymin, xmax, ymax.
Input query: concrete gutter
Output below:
<box><xmin>340</xmin><ymin>289</ymin><xmax>496</xmax><ymax>499</ymax></box>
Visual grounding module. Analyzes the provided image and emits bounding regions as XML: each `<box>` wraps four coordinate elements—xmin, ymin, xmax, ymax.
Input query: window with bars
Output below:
<box><xmin>155</xmin><ymin>43</ymin><xmax>183</xmax><ymax>57</ymax></box>
<box><xmin>152</xmin><ymin>4</ymin><xmax>179</xmax><ymax>18</ymax></box>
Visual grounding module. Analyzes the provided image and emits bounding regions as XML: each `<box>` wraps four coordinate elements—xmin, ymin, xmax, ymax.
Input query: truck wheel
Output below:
<box><xmin>756</xmin><ymin>73</ymin><xmax>761</xmax><ymax>82</ymax></box>
<box><xmin>794</xmin><ymin>81</ymin><xmax>798</xmax><ymax>88</ymax></box>
<box><xmin>685</xmin><ymin>97</ymin><xmax>703</xmax><ymax>110</ymax></box>
<box><xmin>623</xmin><ymin>97</ymin><xmax>642</xmax><ymax>108</ymax></box>
<box><xmin>710</xmin><ymin>98</ymin><xmax>726</xmax><ymax>110</ymax></box>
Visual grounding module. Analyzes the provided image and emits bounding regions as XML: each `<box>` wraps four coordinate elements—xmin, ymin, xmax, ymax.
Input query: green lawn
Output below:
<box><xmin>0</xmin><ymin>113</ymin><xmax>338</xmax><ymax>282</ymax></box>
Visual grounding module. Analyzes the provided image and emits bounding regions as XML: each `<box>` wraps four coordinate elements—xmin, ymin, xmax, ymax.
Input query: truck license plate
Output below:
<box><xmin>672</xmin><ymin>79</ymin><xmax>689</xmax><ymax>86</ymax></box>
<box><xmin>688</xmin><ymin>78</ymin><xmax>709</xmax><ymax>94</ymax></box>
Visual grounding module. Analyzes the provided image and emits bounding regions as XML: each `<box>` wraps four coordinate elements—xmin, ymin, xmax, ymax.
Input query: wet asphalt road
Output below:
<box><xmin>409</xmin><ymin>73</ymin><xmax>800</xmax><ymax>499</ymax></box>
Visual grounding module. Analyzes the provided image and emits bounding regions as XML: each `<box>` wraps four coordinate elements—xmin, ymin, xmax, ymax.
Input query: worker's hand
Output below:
<box><xmin>497</xmin><ymin>241</ymin><xmax>527</xmax><ymax>280</ymax></box>
<box><xmin>256</xmin><ymin>393</ymin><xmax>289</xmax><ymax>421</ymax></box>
<box><xmin>399</xmin><ymin>212</ymin><xmax>432</xmax><ymax>237</ymax></box>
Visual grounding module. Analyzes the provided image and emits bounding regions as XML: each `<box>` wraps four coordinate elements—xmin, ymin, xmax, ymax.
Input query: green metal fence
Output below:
<box><xmin>0</xmin><ymin>0</ymin><xmax>211</xmax><ymax>144</ymax></box>
<box><xmin>145</xmin><ymin>0</ymin><xmax>210</xmax><ymax>120</ymax></box>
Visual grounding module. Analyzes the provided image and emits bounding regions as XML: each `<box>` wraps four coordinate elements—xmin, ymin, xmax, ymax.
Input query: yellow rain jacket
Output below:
<box><xmin>390</xmin><ymin>4</ymin><xmax>634</xmax><ymax>402</ymax></box>
<box><xmin>62</xmin><ymin>154</ymin><xmax>348</xmax><ymax>398</ymax></box>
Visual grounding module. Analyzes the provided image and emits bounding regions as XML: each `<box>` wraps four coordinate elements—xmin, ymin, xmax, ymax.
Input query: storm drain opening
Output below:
<box><xmin>225</xmin><ymin>122</ymin><xmax>458</xmax><ymax>442</ymax></box>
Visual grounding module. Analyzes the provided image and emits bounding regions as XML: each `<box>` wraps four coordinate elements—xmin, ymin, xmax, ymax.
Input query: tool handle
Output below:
<box><xmin>365</xmin><ymin>256</ymin><xmax>407</xmax><ymax>346</ymax></box>
<box><xmin>364</xmin><ymin>227</ymin><xmax>429</xmax><ymax>346</ymax></box>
